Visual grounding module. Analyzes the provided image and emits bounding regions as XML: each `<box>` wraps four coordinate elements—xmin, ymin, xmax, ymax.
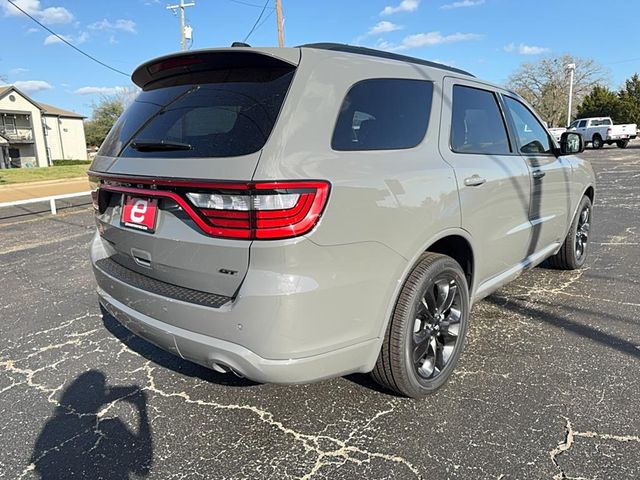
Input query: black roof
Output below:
<box><xmin>298</xmin><ymin>43</ymin><xmax>474</xmax><ymax>77</ymax></box>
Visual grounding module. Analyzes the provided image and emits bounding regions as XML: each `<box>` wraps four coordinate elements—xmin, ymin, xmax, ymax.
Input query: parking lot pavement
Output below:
<box><xmin>0</xmin><ymin>143</ymin><xmax>638</xmax><ymax>480</ymax></box>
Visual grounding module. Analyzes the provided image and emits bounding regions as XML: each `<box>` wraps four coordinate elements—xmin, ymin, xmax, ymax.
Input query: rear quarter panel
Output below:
<box><xmin>253</xmin><ymin>49</ymin><xmax>461</xmax><ymax>259</ymax></box>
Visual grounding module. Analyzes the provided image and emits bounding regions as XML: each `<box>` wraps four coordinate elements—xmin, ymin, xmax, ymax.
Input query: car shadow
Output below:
<box><xmin>30</xmin><ymin>370</ymin><xmax>152</xmax><ymax>479</ymax></box>
<box><xmin>484</xmin><ymin>295</ymin><xmax>640</xmax><ymax>360</ymax></box>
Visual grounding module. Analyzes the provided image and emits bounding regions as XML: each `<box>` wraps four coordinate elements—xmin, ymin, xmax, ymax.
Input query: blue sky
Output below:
<box><xmin>1</xmin><ymin>0</ymin><xmax>638</xmax><ymax>117</ymax></box>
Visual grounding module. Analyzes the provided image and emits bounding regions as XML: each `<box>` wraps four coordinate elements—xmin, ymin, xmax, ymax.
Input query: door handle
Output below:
<box><xmin>532</xmin><ymin>170</ymin><xmax>546</xmax><ymax>180</ymax></box>
<box><xmin>464</xmin><ymin>175</ymin><xmax>487</xmax><ymax>187</ymax></box>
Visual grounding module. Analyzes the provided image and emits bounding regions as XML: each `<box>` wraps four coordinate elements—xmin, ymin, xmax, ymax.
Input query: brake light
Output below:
<box><xmin>607</xmin><ymin>128</ymin><xmax>612</xmax><ymax>134</ymax></box>
<box><xmin>93</xmin><ymin>176</ymin><xmax>330</xmax><ymax>240</ymax></box>
<box><xmin>88</xmin><ymin>175</ymin><xmax>102</xmax><ymax>212</ymax></box>
<box><xmin>148</xmin><ymin>56</ymin><xmax>206</xmax><ymax>74</ymax></box>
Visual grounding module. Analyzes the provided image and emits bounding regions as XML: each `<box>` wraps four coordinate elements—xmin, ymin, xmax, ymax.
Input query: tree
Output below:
<box><xmin>576</xmin><ymin>73</ymin><xmax>640</xmax><ymax>125</ymax></box>
<box><xmin>577</xmin><ymin>85</ymin><xmax>624</xmax><ymax>122</ymax></box>
<box><xmin>507</xmin><ymin>55</ymin><xmax>608</xmax><ymax>127</ymax></box>
<box><xmin>84</xmin><ymin>88</ymin><xmax>137</xmax><ymax>147</ymax></box>
<box><xmin>618</xmin><ymin>74</ymin><xmax>640</xmax><ymax>125</ymax></box>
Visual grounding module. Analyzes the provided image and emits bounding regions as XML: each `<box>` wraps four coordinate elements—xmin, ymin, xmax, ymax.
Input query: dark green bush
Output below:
<box><xmin>52</xmin><ymin>159</ymin><xmax>92</xmax><ymax>166</ymax></box>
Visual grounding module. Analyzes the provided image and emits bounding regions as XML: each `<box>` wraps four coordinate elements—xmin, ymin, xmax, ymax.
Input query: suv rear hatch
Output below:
<box><xmin>89</xmin><ymin>48</ymin><xmax>299</xmax><ymax>298</ymax></box>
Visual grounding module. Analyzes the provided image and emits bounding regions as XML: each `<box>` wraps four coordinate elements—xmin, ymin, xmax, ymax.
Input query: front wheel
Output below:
<box><xmin>547</xmin><ymin>196</ymin><xmax>592</xmax><ymax>270</ymax></box>
<box><xmin>371</xmin><ymin>253</ymin><xmax>470</xmax><ymax>398</ymax></box>
<box><xmin>592</xmin><ymin>135</ymin><xmax>603</xmax><ymax>149</ymax></box>
<box><xmin>617</xmin><ymin>140</ymin><xmax>629</xmax><ymax>148</ymax></box>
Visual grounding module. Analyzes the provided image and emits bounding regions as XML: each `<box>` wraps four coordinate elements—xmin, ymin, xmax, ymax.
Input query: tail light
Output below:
<box><xmin>89</xmin><ymin>175</ymin><xmax>100</xmax><ymax>211</ymax></box>
<box><xmin>92</xmin><ymin>175</ymin><xmax>330</xmax><ymax>240</ymax></box>
<box><xmin>607</xmin><ymin>128</ymin><xmax>612</xmax><ymax>134</ymax></box>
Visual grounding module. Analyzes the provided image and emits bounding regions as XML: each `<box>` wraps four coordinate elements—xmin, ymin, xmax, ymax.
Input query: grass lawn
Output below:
<box><xmin>0</xmin><ymin>165</ymin><xmax>89</xmax><ymax>185</ymax></box>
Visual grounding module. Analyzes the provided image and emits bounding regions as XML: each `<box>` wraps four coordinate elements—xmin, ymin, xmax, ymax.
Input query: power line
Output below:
<box><xmin>256</xmin><ymin>8</ymin><xmax>275</xmax><ymax>32</ymax></box>
<box><xmin>226</xmin><ymin>0</ymin><xmax>275</xmax><ymax>9</ymax></box>
<box><xmin>243</xmin><ymin>0</ymin><xmax>270</xmax><ymax>43</ymax></box>
<box><xmin>5</xmin><ymin>0</ymin><xmax>129</xmax><ymax>77</ymax></box>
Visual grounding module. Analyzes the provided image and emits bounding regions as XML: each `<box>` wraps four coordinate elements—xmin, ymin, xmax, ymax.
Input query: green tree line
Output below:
<box><xmin>577</xmin><ymin>74</ymin><xmax>640</xmax><ymax>125</ymax></box>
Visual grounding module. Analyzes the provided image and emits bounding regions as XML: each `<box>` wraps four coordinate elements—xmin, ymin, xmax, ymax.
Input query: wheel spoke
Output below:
<box><xmin>420</xmin><ymin>297</ymin><xmax>435</xmax><ymax>321</ymax></box>
<box><xmin>413</xmin><ymin>318</ymin><xmax>422</xmax><ymax>334</ymax></box>
<box><xmin>580</xmin><ymin>208</ymin><xmax>589</xmax><ymax>224</ymax></box>
<box><xmin>423</xmin><ymin>287</ymin><xmax>437</xmax><ymax>315</ymax></box>
<box><xmin>412</xmin><ymin>336</ymin><xmax>431</xmax><ymax>364</ymax></box>
<box><xmin>440</xmin><ymin>319</ymin><xmax>460</xmax><ymax>337</ymax></box>
<box><xmin>435</xmin><ymin>279</ymin><xmax>456</xmax><ymax>313</ymax></box>
<box><xmin>440</xmin><ymin>339</ymin><xmax>456</xmax><ymax>365</ymax></box>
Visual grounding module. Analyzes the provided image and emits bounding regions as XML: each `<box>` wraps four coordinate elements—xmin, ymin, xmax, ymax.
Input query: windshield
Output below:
<box><xmin>98</xmin><ymin>67</ymin><xmax>295</xmax><ymax>158</ymax></box>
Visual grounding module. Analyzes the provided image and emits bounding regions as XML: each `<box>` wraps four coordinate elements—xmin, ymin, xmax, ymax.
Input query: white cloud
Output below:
<box><xmin>504</xmin><ymin>43</ymin><xmax>549</xmax><ymax>55</ymax></box>
<box><xmin>9</xmin><ymin>67</ymin><xmax>29</xmax><ymax>75</ymax></box>
<box><xmin>441</xmin><ymin>0</ymin><xmax>485</xmax><ymax>10</ymax></box>
<box><xmin>387</xmin><ymin>31</ymin><xmax>483</xmax><ymax>51</ymax></box>
<box><xmin>43</xmin><ymin>33</ymin><xmax>71</xmax><ymax>45</ymax></box>
<box><xmin>367</xmin><ymin>21</ymin><xmax>404</xmax><ymax>36</ymax></box>
<box><xmin>39</xmin><ymin>6</ymin><xmax>73</xmax><ymax>24</ymax></box>
<box><xmin>13</xmin><ymin>80</ymin><xmax>53</xmax><ymax>94</ymax></box>
<box><xmin>76</xmin><ymin>31</ymin><xmax>89</xmax><ymax>44</ymax></box>
<box><xmin>88</xmin><ymin>18</ymin><xmax>137</xmax><ymax>33</ymax></box>
<box><xmin>74</xmin><ymin>86</ymin><xmax>127</xmax><ymax>96</ymax></box>
<box><xmin>381</xmin><ymin>0</ymin><xmax>420</xmax><ymax>16</ymax></box>
<box><xmin>26</xmin><ymin>27</ymin><xmax>39</xmax><ymax>33</ymax></box>
<box><xmin>1</xmin><ymin>0</ymin><xmax>73</xmax><ymax>24</ymax></box>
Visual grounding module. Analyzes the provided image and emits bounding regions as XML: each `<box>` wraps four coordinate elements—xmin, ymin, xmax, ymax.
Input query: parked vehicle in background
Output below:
<box><xmin>88</xmin><ymin>44</ymin><xmax>596</xmax><ymax>398</ymax></box>
<box><xmin>548</xmin><ymin>127</ymin><xmax>567</xmax><ymax>142</ymax></box>
<box><xmin>569</xmin><ymin>117</ymin><xmax>637</xmax><ymax>148</ymax></box>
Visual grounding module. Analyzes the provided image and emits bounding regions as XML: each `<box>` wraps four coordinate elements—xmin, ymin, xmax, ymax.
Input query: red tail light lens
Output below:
<box><xmin>93</xmin><ymin>175</ymin><xmax>330</xmax><ymax>240</ymax></box>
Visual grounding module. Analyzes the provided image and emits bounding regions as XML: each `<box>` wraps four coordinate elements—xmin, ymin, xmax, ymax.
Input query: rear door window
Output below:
<box><xmin>99</xmin><ymin>67</ymin><xmax>295</xmax><ymax>158</ymax></box>
<box><xmin>332</xmin><ymin>79</ymin><xmax>433</xmax><ymax>151</ymax></box>
<box><xmin>450</xmin><ymin>85</ymin><xmax>511</xmax><ymax>155</ymax></box>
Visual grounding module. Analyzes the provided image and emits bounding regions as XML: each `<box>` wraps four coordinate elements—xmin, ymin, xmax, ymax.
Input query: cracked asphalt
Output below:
<box><xmin>1</xmin><ymin>143</ymin><xmax>639</xmax><ymax>480</ymax></box>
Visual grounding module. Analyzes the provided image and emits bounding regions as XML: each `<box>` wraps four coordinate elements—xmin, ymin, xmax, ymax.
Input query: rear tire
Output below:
<box><xmin>547</xmin><ymin>196</ymin><xmax>592</xmax><ymax>270</ymax></box>
<box><xmin>616</xmin><ymin>140</ymin><xmax>629</xmax><ymax>148</ymax></box>
<box><xmin>371</xmin><ymin>253</ymin><xmax>470</xmax><ymax>398</ymax></box>
<box><xmin>591</xmin><ymin>135</ymin><xmax>603</xmax><ymax>149</ymax></box>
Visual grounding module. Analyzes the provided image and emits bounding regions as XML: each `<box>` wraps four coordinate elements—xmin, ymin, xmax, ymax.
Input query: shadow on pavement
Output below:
<box><xmin>30</xmin><ymin>371</ymin><xmax>152</xmax><ymax>479</ymax></box>
<box><xmin>485</xmin><ymin>295</ymin><xmax>640</xmax><ymax>360</ymax></box>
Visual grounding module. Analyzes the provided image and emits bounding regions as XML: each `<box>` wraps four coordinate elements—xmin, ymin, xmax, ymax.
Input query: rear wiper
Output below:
<box><xmin>129</xmin><ymin>139</ymin><xmax>192</xmax><ymax>152</ymax></box>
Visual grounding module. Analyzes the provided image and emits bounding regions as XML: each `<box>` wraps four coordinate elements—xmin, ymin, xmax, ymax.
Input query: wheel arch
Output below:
<box><xmin>373</xmin><ymin>228</ymin><xmax>476</xmax><ymax>343</ymax></box>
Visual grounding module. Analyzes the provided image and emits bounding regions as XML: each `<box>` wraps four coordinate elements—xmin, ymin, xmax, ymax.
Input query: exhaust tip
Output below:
<box><xmin>211</xmin><ymin>362</ymin><xmax>230</xmax><ymax>374</ymax></box>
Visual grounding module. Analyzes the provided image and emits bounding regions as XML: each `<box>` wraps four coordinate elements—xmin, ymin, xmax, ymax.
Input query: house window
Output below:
<box><xmin>3</xmin><ymin>117</ymin><xmax>16</xmax><ymax>134</ymax></box>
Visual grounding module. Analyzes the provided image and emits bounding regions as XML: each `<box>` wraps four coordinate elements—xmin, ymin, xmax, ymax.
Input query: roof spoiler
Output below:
<box><xmin>131</xmin><ymin>48</ymin><xmax>300</xmax><ymax>89</ymax></box>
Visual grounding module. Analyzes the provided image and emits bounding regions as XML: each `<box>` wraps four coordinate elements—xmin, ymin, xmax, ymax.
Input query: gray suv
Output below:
<box><xmin>89</xmin><ymin>44</ymin><xmax>595</xmax><ymax>398</ymax></box>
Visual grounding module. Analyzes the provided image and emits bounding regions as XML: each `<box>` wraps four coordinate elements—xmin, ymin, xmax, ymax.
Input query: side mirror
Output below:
<box><xmin>559</xmin><ymin>131</ymin><xmax>584</xmax><ymax>155</ymax></box>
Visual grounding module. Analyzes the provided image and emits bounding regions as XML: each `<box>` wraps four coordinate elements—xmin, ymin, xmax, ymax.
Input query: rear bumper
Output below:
<box><xmin>98</xmin><ymin>288</ymin><xmax>379</xmax><ymax>383</ymax></box>
<box><xmin>91</xmin><ymin>232</ymin><xmax>406</xmax><ymax>383</ymax></box>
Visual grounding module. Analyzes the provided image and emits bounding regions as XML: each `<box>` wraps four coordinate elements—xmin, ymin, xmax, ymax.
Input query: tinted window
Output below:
<box><xmin>450</xmin><ymin>85</ymin><xmax>511</xmax><ymax>155</ymax></box>
<box><xmin>578</xmin><ymin>120</ymin><xmax>587</xmax><ymax>128</ymax></box>
<box><xmin>590</xmin><ymin>118</ymin><xmax>612</xmax><ymax>126</ymax></box>
<box><xmin>504</xmin><ymin>97</ymin><xmax>554</xmax><ymax>154</ymax></box>
<box><xmin>99</xmin><ymin>67</ymin><xmax>295</xmax><ymax>158</ymax></box>
<box><xmin>332</xmin><ymin>79</ymin><xmax>432</xmax><ymax>151</ymax></box>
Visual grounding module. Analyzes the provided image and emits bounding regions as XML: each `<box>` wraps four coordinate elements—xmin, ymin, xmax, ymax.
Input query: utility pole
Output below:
<box><xmin>275</xmin><ymin>0</ymin><xmax>284</xmax><ymax>47</ymax></box>
<box><xmin>566</xmin><ymin>63</ymin><xmax>576</xmax><ymax>127</ymax></box>
<box><xmin>166</xmin><ymin>0</ymin><xmax>195</xmax><ymax>51</ymax></box>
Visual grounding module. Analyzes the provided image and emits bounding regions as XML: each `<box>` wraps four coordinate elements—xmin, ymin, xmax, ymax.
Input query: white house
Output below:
<box><xmin>0</xmin><ymin>85</ymin><xmax>87</xmax><ymax>168</ymax></box>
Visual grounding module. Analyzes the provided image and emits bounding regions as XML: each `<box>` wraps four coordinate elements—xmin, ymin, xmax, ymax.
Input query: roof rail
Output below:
<box><xmin>297</xmin><ymin>43</ymin><xmax>474</xmax><ymax>77</ymax></box>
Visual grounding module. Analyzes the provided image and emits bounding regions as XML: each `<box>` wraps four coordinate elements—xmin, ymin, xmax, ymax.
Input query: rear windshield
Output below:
<box><xmin>99</xmin><ymin>67</ymin><xmax>295</xmax><ymax>158</ymax></box>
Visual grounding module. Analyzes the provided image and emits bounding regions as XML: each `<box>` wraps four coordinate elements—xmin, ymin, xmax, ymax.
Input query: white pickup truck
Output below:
<box><xmin>568</xmin><ymin>117</ymin><xmax>637</xmax><ymax>149</ymax></box>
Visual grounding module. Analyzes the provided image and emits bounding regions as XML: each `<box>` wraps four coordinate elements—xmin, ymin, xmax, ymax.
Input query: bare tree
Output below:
<box><xmin>507</xmin><ymin>55</ymin><xmax>608</xmax><ymax>127</ymax></box>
